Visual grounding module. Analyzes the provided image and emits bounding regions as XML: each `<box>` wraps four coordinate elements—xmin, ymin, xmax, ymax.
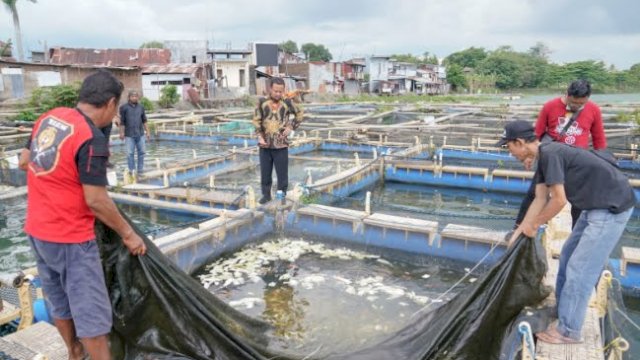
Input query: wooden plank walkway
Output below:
<box><xmin>535</xmin><ymin>205</ymin><xmax>604</xmax><ymax>360</ymax></box>
<box><xmin>0</xmin><ymin>186</ymin><xmax>27</xmax><ymax>200</ymax></box>
<box><xmin>109</xmin><ymin>192</ymin><xmax>235</xmax><ymax>217</ymax></box>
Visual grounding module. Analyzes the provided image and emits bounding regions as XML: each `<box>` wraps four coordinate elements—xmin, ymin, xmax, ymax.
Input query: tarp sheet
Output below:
<box><xmin>97</xmin><ymin>216</ymin><xmax>549</xmax><ymax>360</ymax></box>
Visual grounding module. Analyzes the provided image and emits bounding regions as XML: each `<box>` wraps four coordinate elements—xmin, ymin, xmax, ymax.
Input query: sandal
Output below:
<box><xmin>536</xmin><ymin>326</ymin><xmax>583</xmax><ymax>344</ymax></box>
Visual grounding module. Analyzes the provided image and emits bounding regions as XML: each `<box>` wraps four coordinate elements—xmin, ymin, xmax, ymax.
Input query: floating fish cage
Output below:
<box><xmin>1</xmin><ymin>104</ymin><xmax>640</xmax><ymax>358</ymax></box>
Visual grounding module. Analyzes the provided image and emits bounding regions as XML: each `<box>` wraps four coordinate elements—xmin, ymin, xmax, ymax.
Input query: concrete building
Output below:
<box><xmin>0</xmin><ymin>59</ymin><xmax>140</xmax><ymax>100</ymax></box>
<box><xmin>163</xmin><ymin>40</ymin><xmax>207</xmax><ymax>64</ymax></box>
<box><xmin>388</xmin><ymin>61</ymin><xmax>418</xmax><ymax>94</ymax></box>
<box><xmin>417</xmin><ymin>64</ymin><xmax>449</xmax><ymax>94</ymax></box>
<box><xmin>141</xmin><ymin>63</ymin><xmax>212</xmax><ymax>101</ymax></box>
<box><xmin>365</xmin><ymin>55</ymin><xmax>391</xmax><ymax>93</ymax></box>
<box><xmin>342</xmin><ymin>58</ymin><xmax>366</xmax><ymax>89</ymax></box>
<box><xmin>282</xmin><ymin>62</ymin><xmax>341</xmax><ymax>94</ymax></box>
<box><xmin>209</xmin><ymin>48</ymin><xmax>252</xmax><ymax>98</ymax></box>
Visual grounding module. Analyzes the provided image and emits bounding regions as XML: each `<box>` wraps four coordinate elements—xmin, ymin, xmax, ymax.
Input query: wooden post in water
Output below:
<box><xmin>209</xmin><ymin>175</ymin><xmax>215</xmax><ymax>189</ymax></box>
<box><xmin>155</xmin><ymin>158</ymin><xmax>161</xmax><ymax>170</ymax></box>
<box><xmin>246</xmin><ymin>186</ymin><xmax>256</xmax><ymax>210</ymax></box>
<box><xmin>354</xmin><ymin>152</ymin><xmax>361</xmax><ymax>167</ymax></box>
<box><xmin>163</xmin><ymin>171</ymin><xmax>169</xmax><ymax>187</ymax></box>
<box><xmin>365</xmin><ymin>191</ymin><xmax>371</xmax><ymax>215</ymax></box>
<box><xmin>192</xmin><ymin>149</ymin><xmax>197</xmax><ymax>159</ymax></box>
<box><xmin>306</xmin><ymin>169</ymin><xmax>313</xmax><ymax>185</ymax></box>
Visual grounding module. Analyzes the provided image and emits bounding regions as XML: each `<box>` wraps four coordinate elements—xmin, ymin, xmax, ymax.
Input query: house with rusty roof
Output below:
<box><xmin>47</xmin><ymin>46</ymin><xmax>212</xmax><ymax>101</ymax></box>
<box><xmin>141</xmin><ymin>63</ymin><xmax>212</xmax><ymax>101</ymax></box>
<box><xmin>48</xmin><ymin>47</ymin><xmax>171</xmax><ymax>67</ymax></box>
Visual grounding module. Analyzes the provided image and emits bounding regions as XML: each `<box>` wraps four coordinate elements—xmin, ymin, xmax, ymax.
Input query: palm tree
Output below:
<box><xmin>2</xmin><ymin>0</ymin><xmax>36</xmax><ymax>61</ymax></box>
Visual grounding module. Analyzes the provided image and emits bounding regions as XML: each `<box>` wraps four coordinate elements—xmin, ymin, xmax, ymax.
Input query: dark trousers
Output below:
<box><xmin>516</xmin><ymin>177</ymin><xmax>581</xmax><ymax>229</ymax></box>
<box><xmin>259</xmin><ymin>147</ymin><xmax>288</xmax><ymax>197</ymax></box>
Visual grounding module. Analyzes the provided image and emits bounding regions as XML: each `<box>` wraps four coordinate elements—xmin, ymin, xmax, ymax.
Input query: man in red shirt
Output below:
<box><xmin>19</xmin><ymin>70</ymin><xmax>146</xmax><ymax>360</ymax></box>
<box><xmin>535</xmin><ymin>79</ymin><xmax>606</xmax><ymax>149</ymax></box>
<box><xmin>515</xmin><ymin>80</ymin><xmax>607</xmax><ymax>228</ymax></box>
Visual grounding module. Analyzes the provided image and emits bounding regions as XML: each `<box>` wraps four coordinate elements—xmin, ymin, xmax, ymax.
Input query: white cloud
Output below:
<box><xmin>0</xmin><ymin>0</ymin><xmax>638</xmax><ymax>68</ymax></box>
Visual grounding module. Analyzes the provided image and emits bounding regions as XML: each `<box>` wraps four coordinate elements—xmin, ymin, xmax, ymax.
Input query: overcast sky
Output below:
<box><xmin>1</xmin><ymin>0</ymin><xmax>639</xmax><ymax>69</ymax></box>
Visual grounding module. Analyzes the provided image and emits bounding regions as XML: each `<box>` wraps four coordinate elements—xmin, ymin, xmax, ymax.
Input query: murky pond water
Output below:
<box><xmin>195</xmin><ymin>235</ymin><xmax>472</xmax><ymax>355</ymax></box>
<box><xmin>0</xmin><ymin>196</ymin><xmax>208</xmax><ymax>274</ymax></box>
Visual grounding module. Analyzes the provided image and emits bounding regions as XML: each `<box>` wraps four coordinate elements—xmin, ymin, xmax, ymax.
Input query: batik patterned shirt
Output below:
<box><xmin>252</xmin><ymin>97</ymin><xmax>303</xmax><ymax>149</ymax></box>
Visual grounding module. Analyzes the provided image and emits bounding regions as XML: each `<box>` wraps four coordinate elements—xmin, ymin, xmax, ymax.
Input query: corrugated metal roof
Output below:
<box><xmin>49</xmin><ymin>47</ymin><xmax>171</xmax><ymax>66</ymax></box>
<box><xmin>0</xmin><ymin>58</ymin><xmax>138</xmax><ymax>70</ymax></box>
<box><xmin>141</xmin><ymin>64</ymin><xmax>203</xmax><ymax>75</ymax></box>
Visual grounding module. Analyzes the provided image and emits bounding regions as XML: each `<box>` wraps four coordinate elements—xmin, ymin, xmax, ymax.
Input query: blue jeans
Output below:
<box><xmin>125</xmin><ymin>136</ymin><xmax>145</xmax><ymax>172</ymax></box>
<box><xmin>555</xmin><ymin>207</ymin><xmax>633</xmax><ymax>340</ymax></box>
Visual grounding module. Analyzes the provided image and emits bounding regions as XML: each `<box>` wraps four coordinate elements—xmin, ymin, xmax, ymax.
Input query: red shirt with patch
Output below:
<box><xmin>534</xmin><ymin>97</ymin><xmax>606</xmax><ymax>149</ymax></box>
<box><xmin>25</xmin><ymin>107</ymin><xmax>109</xmax><ymax>243</ymax></box>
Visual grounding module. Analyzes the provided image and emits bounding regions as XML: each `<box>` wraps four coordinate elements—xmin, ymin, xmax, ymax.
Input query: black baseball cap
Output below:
<box><xmin>496</xmin><ymin>120</ymin><xmax>535</xmax><ymax>147</ymax></box>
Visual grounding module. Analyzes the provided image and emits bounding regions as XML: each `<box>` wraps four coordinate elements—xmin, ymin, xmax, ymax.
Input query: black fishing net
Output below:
<box><xmin>602</xmin><ymin>277</ymin><xmax>640</xmax><ymax>360</ymax></box>
<box><xmin>96</xmin><ymin>215</ymin><xmax>549</xmax><ymax>360</ymax></box>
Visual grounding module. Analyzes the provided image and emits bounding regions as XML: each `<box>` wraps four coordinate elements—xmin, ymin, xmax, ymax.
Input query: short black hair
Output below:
<box><xmin>567</xmin><ymin>79</ymin><xmax>591</xmax><ymax>98</ymax></box>
<box><xmin>78</xmin><ymin>70</ymin><xmax>124</xmax><ymax>107</ymax></box>
<box><xmin>270</xmin><ymin>77</ymin><xmax>285</xmax><ymax>87</ymax></box>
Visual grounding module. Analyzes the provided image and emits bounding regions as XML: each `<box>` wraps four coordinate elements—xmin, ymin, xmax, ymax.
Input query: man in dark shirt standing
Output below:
<box><xmin>499</xmin><ymin>120</ymin><xmax>636</xmax><ymax>344</ymax></box>
<box><xmin>119</xmin><ymin>90</ymin><xmax>149</xmax><ymax>175</ymax></box>
<box><xmin>251</xmin><ymin>77</ymin><xmax>304</xmax><ymax>204</ymax></box>
<box><xmin>99</xmin><ymin>113</ymin><xmax>119</xmax><ymax>168</ymax></box>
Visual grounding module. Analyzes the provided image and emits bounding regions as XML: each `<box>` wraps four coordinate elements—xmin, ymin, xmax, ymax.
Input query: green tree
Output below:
<box><xmin>626</xmin><ymin>63</ymin><xmax>640</xmax><ymax>87</ymax></box>
<box><xmin>390</xmin><ymin>53</ymin><xmax>421</xmax><ymax>64</ymax></box>
<box><xmin>279</xmin><ymin>40</ymin><xmax>298</xmax><ymax>54</ymax></box>
<box><xmin>422</xmin><ymin>51</ymin><xmax>439</xmax><ymax>65</ymax></box>
<box><xmin>445</xmin><ymin>63</ymin><xmax>466</xmax><ymax>91</ymax></box>
<box><xmin>2</xmin><ymin>0</ymin><xmax>36</xmax><ymax>61</ymax></box>
<box><xmin>140</xmin><ymin>41</ymin><xmax>164</xmax><ymax>49</ymax></box>
<box><xmin>528</xmin><ymin>42</ymin><xmax>552</xmax><ymax>60</ymax></box>
<box><xmin>14</xmin><ymin>83</ymin><xmax>80</xmax><ymax>121</ymax></box>
<box><xmin>478</xmin><ymin>52</ymin><xmax>523</xmax><ymax>89</ymax></box>
<box><xmin>444</xmin><ymin>47</ymin><xmax>488</xmax><ymax>69</ymax></box>
<box><xmin>139</xmin><ymin>96</ymin><xmax>154</xmax><ymax>112</ymax></box>
<box><xmin>300</xmin><ymin>43</ymin><xmax>332</xmax><ymax>62</ymax></box>
<box><xmin>158</xmin><ymin>85</ymin><xmax>179</xmax><ymax>108</ymax></box>
<box><xmin>563</xmin><ymin>60</ymin><xmax>611</xmax><ymax>87</ymax></box>
<box><xmin>476</xmin><ymin>47</ymin><xmax>550</xmax><ymax>90</ymax></box>
<box><xmin>0</xmin><ymin>39</ymin><xmax>11</xmax><ymax>57</ymax></box>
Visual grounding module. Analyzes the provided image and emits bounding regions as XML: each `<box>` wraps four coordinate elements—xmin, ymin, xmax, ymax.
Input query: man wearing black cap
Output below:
<box><xmin>499</xmin><ymin>120</ymin><xmax>636</xmax><ymax>344</ymax></box>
